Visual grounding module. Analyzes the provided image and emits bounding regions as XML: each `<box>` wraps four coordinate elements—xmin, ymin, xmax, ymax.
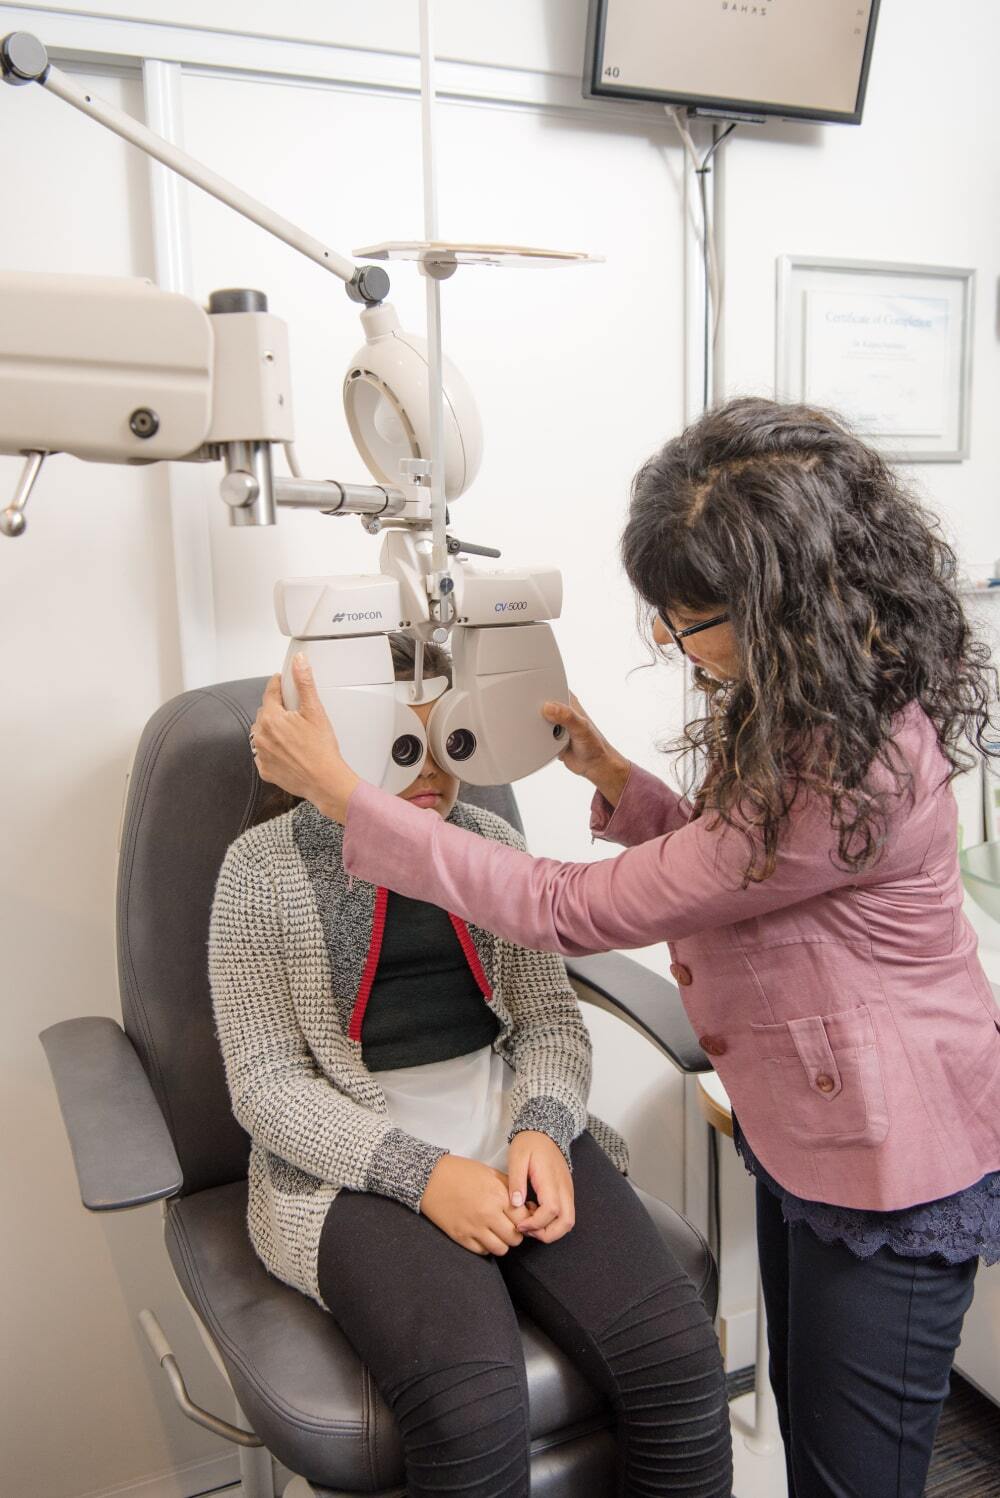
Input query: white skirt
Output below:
<box><xmin>371</xmin><ymin>1046</ymin><xmax>514</xmax><ymax>1168</ymax></box>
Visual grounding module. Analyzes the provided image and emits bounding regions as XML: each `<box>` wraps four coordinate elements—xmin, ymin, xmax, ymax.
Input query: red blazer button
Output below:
<box><xmin>816</xmin><ymin>1073</ymin><xmax>835</xmax><ymax>1093</ymax></box>
<box><xmin>699</xmin><ymin>1034</ymin><xmax>727</xmax><ymax>1057</ymax></box>
<box><xmin>669</xmin><ymin>963</ymin><xmax>693</xmax><ymax>986</ymax></box>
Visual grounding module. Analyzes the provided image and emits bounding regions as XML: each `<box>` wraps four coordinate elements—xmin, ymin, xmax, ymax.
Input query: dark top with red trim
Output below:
<box><xmin>360</xmin><ymin>891</ymin><xmax>500</xmax><ymax>1071</ymax></box>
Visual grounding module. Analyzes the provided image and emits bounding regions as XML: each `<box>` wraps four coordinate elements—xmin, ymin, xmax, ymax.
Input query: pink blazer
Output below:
<box><xmin>343</xmin><ymin>703</ymin><xmax>1000</xmax><ymax>1210</ymax></box>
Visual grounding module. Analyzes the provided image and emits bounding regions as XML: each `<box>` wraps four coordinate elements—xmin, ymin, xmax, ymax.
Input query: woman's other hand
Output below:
<box><xmin>420</xmin><ymin>1156</ymin><xmax>527</xmax><ymax>1256</ymax></box>
<box><xmin>507</xmin><ymin>1131</ymin><xmax>576</xmax><ymax>1245</ymax></box>
<box><xmin>251</xmin><ymin>655</ymin><xmax>360</xmax><ymax>822</ymax></box>
<box><xmin>541</xmin><ymin>694</ymin><xmax>630</xmax><ymax>808</ymax></box>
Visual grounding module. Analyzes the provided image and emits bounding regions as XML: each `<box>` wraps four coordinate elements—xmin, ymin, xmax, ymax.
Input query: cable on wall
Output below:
<box><xmin>667</xmin><ymin>108</ymin><xmax>738</xmax><ymax>758</ymax></box>
<box><xmin>666</xmin><ymin>108</ymin><xmax>737</xmax><ymax>412</ymax></box>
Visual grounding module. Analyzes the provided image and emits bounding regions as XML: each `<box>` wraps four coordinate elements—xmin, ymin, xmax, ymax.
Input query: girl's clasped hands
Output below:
<box><xmin>420</xmin><ymin>1130</ymin><xmax>576</xmax><ymax>1257</ymax></box>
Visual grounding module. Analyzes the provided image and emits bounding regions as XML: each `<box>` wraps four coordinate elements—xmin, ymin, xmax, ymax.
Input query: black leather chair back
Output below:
<box><xmin>116</xmin><ymin>678</ymin><xmax>525</xmax><ymax>1197</ymax></box>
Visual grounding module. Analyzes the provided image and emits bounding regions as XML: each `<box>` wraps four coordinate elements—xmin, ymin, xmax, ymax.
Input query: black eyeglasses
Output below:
<box><xmin>657</xmin><ymin>610</ymin><xmax>730</xmax><ymax>654</ymax></box>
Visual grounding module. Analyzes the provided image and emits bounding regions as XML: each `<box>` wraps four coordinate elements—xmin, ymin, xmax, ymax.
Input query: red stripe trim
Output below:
<box><xmin>348</xmin><ymin>886</ymin><xmax>389</xmax><ymax>1041</ymax></box>
<box><xmin>448</xmin><ymin>913</ymin><xmax>494</xmax><ymax>1002</ymax></box>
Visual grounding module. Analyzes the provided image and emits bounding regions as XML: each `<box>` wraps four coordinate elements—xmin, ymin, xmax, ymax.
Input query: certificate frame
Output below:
<box><xmin>776</xmin><ymin>256</ymin><xmax>975</xmax><ymax>463</ymax></box>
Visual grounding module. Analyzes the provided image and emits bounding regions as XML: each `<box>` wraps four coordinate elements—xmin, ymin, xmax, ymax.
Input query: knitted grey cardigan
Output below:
<box><xmin>208</xmin><ymin>798</ymin><xmax>629</xmax><ymax>1307</ymax></box>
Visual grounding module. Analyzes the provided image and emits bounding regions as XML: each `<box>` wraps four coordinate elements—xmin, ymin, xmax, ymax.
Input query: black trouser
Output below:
<box><xmin>318</xmin><ymin>1132</ymin><xmax>732</xmax><ymax>1498</ymax></box>
<box><xmin>755</xmin><ymin>1180</ymin><xmax>979</xmax><ymax>1498</ymax></box>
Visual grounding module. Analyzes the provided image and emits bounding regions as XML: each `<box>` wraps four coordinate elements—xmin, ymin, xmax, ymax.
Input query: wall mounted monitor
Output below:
<box><xmin>584</xmin><ymin>0</ymin><xmax>881</xmax><ymax>126</ymax></box>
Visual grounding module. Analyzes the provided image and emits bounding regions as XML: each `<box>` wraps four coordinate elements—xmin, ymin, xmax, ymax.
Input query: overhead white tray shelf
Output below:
<box><xmin>354</xmin><ymin>240</ymin><xmax>603</xmax><ymax>269</ymax></box>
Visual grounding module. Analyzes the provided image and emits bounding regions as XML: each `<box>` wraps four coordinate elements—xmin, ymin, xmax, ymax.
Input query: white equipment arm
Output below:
<box><xmin>0</xmin><ymin>25</ymin><xmax>575</xmax><ymax>788</ymax></box>
<box><xmin>0</xmin><ymin>32</ymin><xmax>386</xmax><ymax>302</ymax></box>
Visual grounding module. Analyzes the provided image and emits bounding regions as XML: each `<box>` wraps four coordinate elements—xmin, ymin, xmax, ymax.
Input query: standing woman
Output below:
<box><xmin>253</xmin><ymin>398</ymin><xmax>1000</xmax><ymax>1498</ymax></box>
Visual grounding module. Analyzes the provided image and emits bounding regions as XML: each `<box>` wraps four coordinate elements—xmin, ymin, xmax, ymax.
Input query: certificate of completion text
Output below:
<box><xmin>803</xmin><ymin>290</ymin><xmax>950</xmax><ymax>439</ymax></box>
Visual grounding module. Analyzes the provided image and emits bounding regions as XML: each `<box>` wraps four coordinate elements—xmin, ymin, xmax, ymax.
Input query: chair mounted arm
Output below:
<box><xmin>565</xmin><ymin>952</ymin><xmax>710</xmax><ymax>1074</ymax></box>
<box><xmin>138</xmin><ymin>1311</ymin><xmax>264</xmax><ymax>1448</ymax></box>
<box><xmin>39</xmin><ymin>1016</ymin><xmax>183</xmax><ymax>1210</ymax></box>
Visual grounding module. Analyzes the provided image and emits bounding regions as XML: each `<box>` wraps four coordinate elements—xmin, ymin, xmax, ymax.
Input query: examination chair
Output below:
<box><xmin>40</xmin><ymin>678</ymin><xmax>714</xmax><ymax>1498</ymax></box>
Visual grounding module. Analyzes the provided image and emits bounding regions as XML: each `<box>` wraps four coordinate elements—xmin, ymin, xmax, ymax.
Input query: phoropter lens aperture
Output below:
<box><xmin>391</xmin><ymin>734</ymin><xmax>423</xmax><ymax>767</ymax></box>
<box><xmin>445</xmin><ymin>728</ymin><xmax>477</xmax><ymax>762</ymax></box>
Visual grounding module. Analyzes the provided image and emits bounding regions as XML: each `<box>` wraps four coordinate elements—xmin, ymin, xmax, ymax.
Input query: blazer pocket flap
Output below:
<box><xmin>751</xmin><ymin>1006</ymin><xmax>879</xmax><ymax>1100</ymax></box>
<box><xmin>786</xmin><ymin>1015</ymin><xmax>842</xmax><ymax>1099</ymax></box>
<box><xmin>750</xmin><ymin>1006</ymin><xmax>887</xmax><ymax>1147</ymax></box>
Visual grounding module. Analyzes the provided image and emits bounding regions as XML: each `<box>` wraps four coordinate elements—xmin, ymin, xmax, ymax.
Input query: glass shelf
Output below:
<box><xmin>353</xmin><ymin>240</ymin><xmax>603</xmax><ymax>269</ymax></box>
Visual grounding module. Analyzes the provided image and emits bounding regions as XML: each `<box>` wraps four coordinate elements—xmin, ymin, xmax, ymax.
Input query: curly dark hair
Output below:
<box><xmin>621</xmin><ymin>397</ymin><xmax>998</xmax><ymax>883</ymax></box>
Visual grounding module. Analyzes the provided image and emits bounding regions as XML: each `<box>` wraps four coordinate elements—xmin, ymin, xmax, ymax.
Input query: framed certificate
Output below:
<box><xmin>776</xmin><ymin>257</ymin><xmax>974</xmax><ymax>462</ymax></box>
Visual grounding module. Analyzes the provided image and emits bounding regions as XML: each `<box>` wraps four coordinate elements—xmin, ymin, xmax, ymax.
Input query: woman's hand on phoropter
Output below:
<box><xmin>420</xmin><ymin>1156</ymin><xmax>529</xmax><ymax>1256</ymax></box>
<box><xmin>541</xmin><ymin>693</ymin><xmax>630</xmax><ymax>808</ymax></box>
<box><xmin>507</xmin><ymin>1131</ymin><xmax>576</xmax><ymax>1245</ymax></box>
<box><xmin>251</xmin><ymin>655</ymin><xmax>360</xmax><ymax>823</ymax></box>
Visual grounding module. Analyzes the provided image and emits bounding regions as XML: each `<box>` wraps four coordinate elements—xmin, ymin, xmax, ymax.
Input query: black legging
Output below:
<box><xmin>756</xmin><ymin>1180</ymin><xmax>979</xmax><ymax>1498</ymax></box>
<box><xmin>318</xmin><ymin>1132</ymin><xmax>732</xmax><ymax>1497</ymax></box>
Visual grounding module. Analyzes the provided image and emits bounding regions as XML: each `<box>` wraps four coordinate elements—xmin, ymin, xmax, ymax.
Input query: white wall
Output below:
<box><xmin>723</xmin><ymin>9</ymin><xmax>1000</xmax><ymax>562</ymax></box>
<box><xmin>1</xmin><ymin>2</ymin><xmax>998</xmax><ymax>1494</ymax></box>
<box><xmin>0</xmin><ymin>60</ymin><xmax>241</xmax><ymax>1498</ymax></box>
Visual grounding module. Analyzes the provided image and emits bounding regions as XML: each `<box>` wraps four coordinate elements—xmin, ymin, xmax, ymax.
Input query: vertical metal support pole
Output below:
<box><xmin>142</xmin><ymin>59</ymin><xmax>218</xmax><ymax>690</ymax></box>
<box><xmin>745</xmin><ymin>1263</ymin><xmax>781</xmax><ymax>1454</ymax></box>
<box><xmin>418</xmin><ymin>0</ymin><xmax>440</xmax><ymax>249</ymax></box>
<box><xmin>418</xmin><ymin>0</ymin><xmax>449</xmax><ymax>590</ymax></box>
<box><xmin>235</xmin><ymin>1398</ymin><xmax>276</xmax><ymax>1498</ymax></box>
<box><xmin>423</xmin><ymin>275</ymin><xmax>447</xmax><ymax>585</ymax></box>
<box><xmin>682</xmin><ymin>1073</ymin><xmax>711</xmax><ymax>1238</ymax></box>
<box><xmin>677</xmin><ymin>116</ymin><xmax>705</xmax><ymax>731</ymax></box>
<box><xmin>710</xmin><ymin>123</ymin><xmax>726</xmax><ymax>407</ymax></box>
<box><xmin>680</xmin><ymin>124</ymin><xmax>705</xmax><ymax>429</ymax></box>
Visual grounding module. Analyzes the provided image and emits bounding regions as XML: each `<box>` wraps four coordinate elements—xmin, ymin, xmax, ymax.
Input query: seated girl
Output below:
<box><xmin>208</xmin><ymin>635</ymin><xmax>732</xmax><ymax>1498</ymax></box>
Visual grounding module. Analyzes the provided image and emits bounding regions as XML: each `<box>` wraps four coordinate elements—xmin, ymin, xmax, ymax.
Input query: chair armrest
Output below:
<box><xmin>39</xmin><ymin>1016</ymin><xmax>183</xmax><ymax>1210</ymax></box>
<box><xmin>565</xmin><ymin>952</ymin><xmax>710</xmax><ymax>1074</ymax></box>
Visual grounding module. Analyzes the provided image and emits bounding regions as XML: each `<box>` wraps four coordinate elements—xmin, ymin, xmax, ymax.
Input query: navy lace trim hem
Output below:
<box><xmin>732</xmin><ymin>1122</ymin><xmax>1000</xmax><ymax>1266</ymax></box>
